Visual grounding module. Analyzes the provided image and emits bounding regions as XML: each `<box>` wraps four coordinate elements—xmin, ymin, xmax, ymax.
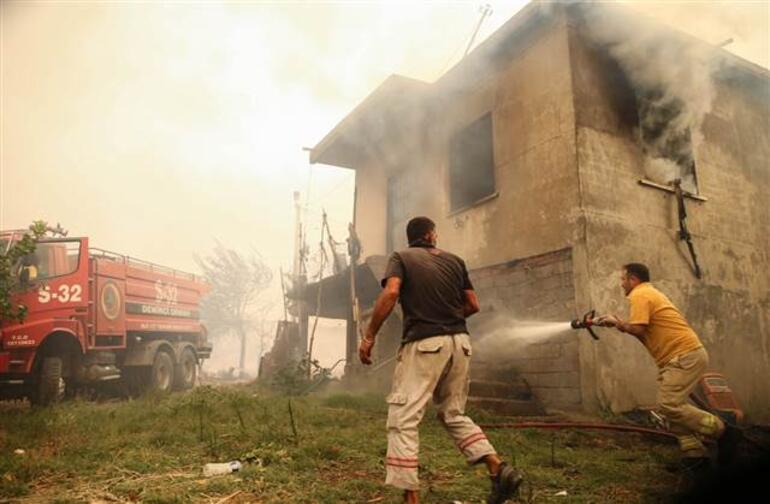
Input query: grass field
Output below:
<box><xmin>0</xmin><ymin>384</ymin><xmax>684</xmax><ymax>503</ymax></box>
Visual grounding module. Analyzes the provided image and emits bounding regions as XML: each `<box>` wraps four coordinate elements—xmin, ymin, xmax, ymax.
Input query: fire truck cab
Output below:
<box><xmin>0</xmin><ymin>231</ymin><xmax>211</xmax><ymax>405</ymax></box>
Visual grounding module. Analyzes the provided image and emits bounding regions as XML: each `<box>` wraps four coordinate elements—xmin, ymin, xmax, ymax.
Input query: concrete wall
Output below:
<box><xmin>568</xmin><ymin>25</ymin><xmax>770</xmax><ymax>421</ymax></box>
<box><xmin>426</xmin><ymin>13</ymin><xmax>581</xmax><ymax>270</ymax></box>
<box><xmin>352</xmin><ymin>248</ymin><xmax>583</xmax><ymax>410</ymax></box>
<box><xmin>468</xmin><ymin>248</ymin><xmax>582</xmax><ymax>409</ymax></box>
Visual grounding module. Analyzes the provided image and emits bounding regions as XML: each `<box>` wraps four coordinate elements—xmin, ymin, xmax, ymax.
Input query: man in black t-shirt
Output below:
<box><xmin>359</xmin><ymin>217</ymin><xmax>523</xmax><ymax>504</ymax></box>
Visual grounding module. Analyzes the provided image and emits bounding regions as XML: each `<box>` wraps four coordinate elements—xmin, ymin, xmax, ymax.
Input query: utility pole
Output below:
<box><xmin>346</xmin><ymin>222</ymin><xmax>362</xmax><ymax>373</ymax></box>
<box><xmin>292</xmin><ymin>191</ymin><xmax>309</xmax><ymax>362</ymax></box>
<box><xmin>306</xmin><ymin>211</ymin><xmax>328</xmax><ymax>378</ymax></box>
<box><xmin>292</xmin><ymin>191</ymin><xmax>302</xmax><ymax>280</ymax></box>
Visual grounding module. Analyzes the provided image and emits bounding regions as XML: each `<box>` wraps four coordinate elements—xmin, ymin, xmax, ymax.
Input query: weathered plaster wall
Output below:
<box><xmin>424</xmin><ymin>14</ymin><xmax>581</xmax><ymax>271</ymax></box>
<box><xmin>353</xmin><ymin>12</ymin><xmax>582</xmax><ymax>272</ymax></box>
<box><xmin>568</xmin><ymin>25</ymin><xmax>770</xmax><ymax>420</ymax></box>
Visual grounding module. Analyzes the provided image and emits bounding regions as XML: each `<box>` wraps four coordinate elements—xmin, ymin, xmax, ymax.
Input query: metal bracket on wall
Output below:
<box><xmin>673</xmin><ymin>180</ymin><xmax>702</xmax><ymax>279</ymax></box>
<box><xmin>638</xmin><ymin>179</ymin><xmax>708</xmax><ymax>202</ymax></box>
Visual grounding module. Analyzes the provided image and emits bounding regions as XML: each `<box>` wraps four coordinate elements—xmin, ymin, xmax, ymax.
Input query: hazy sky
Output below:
<box><xmin>1</xmin><ymin>0</ymin><xmax>767</xmax><ymax>371</ymax></box>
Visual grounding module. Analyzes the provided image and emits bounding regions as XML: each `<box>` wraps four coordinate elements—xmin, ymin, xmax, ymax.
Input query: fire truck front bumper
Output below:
<box><xmin>0</xmin><ymin>350</ymin><xmax>34</xmax><ymax>375</ymax></box>
<box><xmin>0</xmin><ymin>351</ymin><xmax>9</xmax><ymax>372</ymax></box>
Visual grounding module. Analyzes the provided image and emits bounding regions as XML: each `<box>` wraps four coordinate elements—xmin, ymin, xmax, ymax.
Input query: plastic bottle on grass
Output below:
<box><xmin>203</xmin><ymin>460</ymin><xmax>242</xmax><ymax>477</ymax></box>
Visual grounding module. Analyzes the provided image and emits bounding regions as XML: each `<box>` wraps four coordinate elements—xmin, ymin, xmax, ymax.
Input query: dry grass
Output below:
<box><xmin>0</xmin><ymin>385</ymin><xmax>684</xmax><ymax>503</ymax></box>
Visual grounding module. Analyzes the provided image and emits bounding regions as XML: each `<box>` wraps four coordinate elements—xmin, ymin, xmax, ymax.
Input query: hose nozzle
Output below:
<box><xmin>570</xmin><ymin>318</ymin><xmax>588</xmax><ymax>330</ymax></box>
<box><xmin>571</xmin><ymin>310</ymin><xmax>600</xmax><ymax>340</ymax></box>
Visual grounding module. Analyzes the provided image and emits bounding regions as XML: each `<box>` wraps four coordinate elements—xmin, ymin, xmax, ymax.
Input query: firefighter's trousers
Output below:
<box><xmin>657</xmin><ymin>347</ymin><xmax>725</xmax><ymax>457</ymax></box>
<box><xmin>384</xmin><ymin>333</ymin><xmax>496</xmax><ymax>490</ymax></box>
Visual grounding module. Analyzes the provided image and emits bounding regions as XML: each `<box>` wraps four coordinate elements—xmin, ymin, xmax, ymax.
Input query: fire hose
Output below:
<box><xmin>478</xmin><ymin>421</ymin><xmax>678</xmax><ymax>442</ymax></box>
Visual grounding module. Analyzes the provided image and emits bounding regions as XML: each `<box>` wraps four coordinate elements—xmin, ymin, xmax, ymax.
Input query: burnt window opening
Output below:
<box><xmin>636</xmin><ymin>89</ymin><xmax>699</xmax><ymax>194</ymax></box>
<box><xmin>592</xmin><ymin>42</ymin><xmax>700</xmax><ymax>195</ymax></box>
<box><xmin>449</xmin><ymin>113</ymin><xmax>496</xmax><ymax>211</ymax></box>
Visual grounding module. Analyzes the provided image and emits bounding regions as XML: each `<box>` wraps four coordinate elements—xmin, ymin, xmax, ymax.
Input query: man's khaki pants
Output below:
<box><xmin>385</xmin><ymin>333</ymin><xmax>496</xmax><ymax>490</ymax></box>
<box><xmin>657</xmin><ymin>347</ymin><xmax>725</xmax><ymax>457</ymax></box>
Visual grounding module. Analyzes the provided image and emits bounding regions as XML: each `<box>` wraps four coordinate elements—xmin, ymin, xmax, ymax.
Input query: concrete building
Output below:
<box><xmin>306</xmin><ymin>2</ymin><xmax>770</xmax><ymax>421</ymax></box>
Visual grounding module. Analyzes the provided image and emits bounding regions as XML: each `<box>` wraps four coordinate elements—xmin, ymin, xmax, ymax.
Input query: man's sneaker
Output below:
<box><xmin>487</xmin><ymin>462</ymin><xmax>524</xmax><ymax>504</ymax></box>
<box><xmin>681</xmin><ymin>456</ymin><xmax>713</xmax><ymax>482</ymax></box>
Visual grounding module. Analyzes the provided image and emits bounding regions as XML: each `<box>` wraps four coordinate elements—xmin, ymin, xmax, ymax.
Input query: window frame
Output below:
<box><xmin>447</xmin><ymin>112</ymin><xmax>498</xmax><ymax>214</ymax></box>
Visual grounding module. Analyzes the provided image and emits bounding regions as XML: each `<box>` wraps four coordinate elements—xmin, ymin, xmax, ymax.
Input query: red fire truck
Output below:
<box><xmin>0</xmin><ymin>230</ymin><xmax>212</xmax><ymax>405</ymax></box>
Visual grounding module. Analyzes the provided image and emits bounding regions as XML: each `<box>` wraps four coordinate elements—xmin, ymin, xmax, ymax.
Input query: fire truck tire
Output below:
<box><xmin>174</xmin><ymin>348</ymin><xmax>197</xmax><ymax>390</ymax></box>
<box><xmin>34</xmin><ymin>357</ymin><xmax>65</xmax><ymax>406</ymax></box>
<box><xmin>150</xmin><ymin>350</ymin><xmax>175</xmax><ymax>394</ymax></box>
<box><xmin>123</xmin><ymin>368</ymin><xmax>148</xmax><ymax>397</ymax></box>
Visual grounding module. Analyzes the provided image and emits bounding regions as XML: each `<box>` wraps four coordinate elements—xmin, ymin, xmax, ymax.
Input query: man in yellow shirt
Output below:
<box><xmin>597</xmin><ymin>263</ymin><xmax>726</xmax><ymax>464</ymax></box>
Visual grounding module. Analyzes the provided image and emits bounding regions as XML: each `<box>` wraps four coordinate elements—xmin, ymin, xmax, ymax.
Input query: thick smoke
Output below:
<box><xmin>581</xmin><ymin>3</ymin><xmax>719</xmax><ymax>193</ymax></box>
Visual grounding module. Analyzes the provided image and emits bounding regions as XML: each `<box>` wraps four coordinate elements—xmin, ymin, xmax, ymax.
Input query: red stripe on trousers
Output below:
<box><xmin>386</xmin><ymin>456</ymin><xmax>418</xmax><ymax>462</ymax></box>
<box><xmin>386</xmin><ymin>461</ymin><xmax>419</xmax><ymax>469</ymax></box>
<box><xmin>459</xmin><ymin>432</ymin><xmax>487</xmax><ymax>451</ymax></box>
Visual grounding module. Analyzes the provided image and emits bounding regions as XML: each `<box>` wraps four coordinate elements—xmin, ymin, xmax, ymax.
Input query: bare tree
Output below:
<box><xmin>195</xmin><ymin>242</ymin><xmax>273</xmax><ymax>373</ymax></box>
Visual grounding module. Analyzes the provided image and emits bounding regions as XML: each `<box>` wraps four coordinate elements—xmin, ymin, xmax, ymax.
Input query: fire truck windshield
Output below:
<box><xmin>23</xmin><ymin>241</ymin><xmax>81</xmax><ymax>280</ymax></box>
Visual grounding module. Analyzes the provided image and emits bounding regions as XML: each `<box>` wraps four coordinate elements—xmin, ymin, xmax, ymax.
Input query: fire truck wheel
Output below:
<box><xmin>34</xmin><ymin>357</ymin><xmax>65</xmax><ymax>406</ymax></box>
<box><xmin>174</xmin><ymin>348</ymin><xmax>197</xmax><ymax>390</ymax></box>
<box><xmin>150</xmin><ymin>351</ymin><xmax>175</xmax><ymax>393</ymax></box>
<box><xmin>123</xmin><ymin>368</ymin><xmax>148</xmax><ymax>397</ymax></box>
